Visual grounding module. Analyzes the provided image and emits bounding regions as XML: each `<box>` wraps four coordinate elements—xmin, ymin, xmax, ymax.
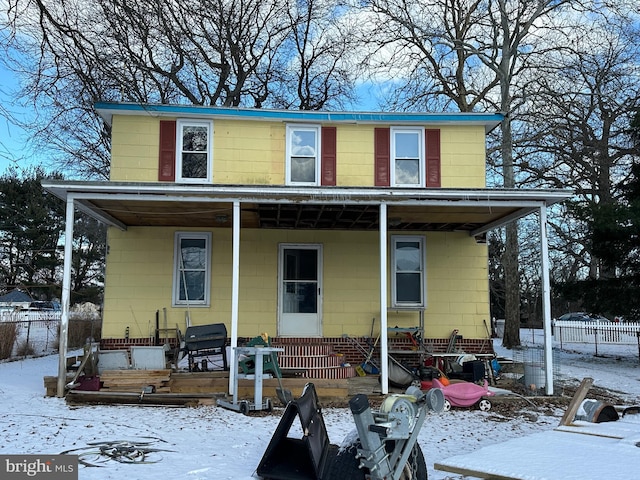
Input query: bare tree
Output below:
<box><xmin>271</xmin><ymin>0</ymin><xmax>359</xmax><ymax>110</ymax></box>
<box><xmin>517</xmin><ymin>12</ymin><xmax>640</xmax><ymax>308</ymax></box>
<box><xmin>361</xmin><ymin>0</ymin><xmax>582</xmax><ymax>347</ymax></box>
<box><xmin>1</xmin><ymin>0</ymin><xmax>359</xmax><ymax>177</ymax></box>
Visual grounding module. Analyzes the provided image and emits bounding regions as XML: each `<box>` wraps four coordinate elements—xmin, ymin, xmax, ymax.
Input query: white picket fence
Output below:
<box><xmin>0</xmin><ymin>310</ymin><xmax>61</xmax><ymax>325</ymax></box>
<box><xmin>553</xmin><ymin>321</ymin><xmax>640</xmax><ymax>347</ymax></box>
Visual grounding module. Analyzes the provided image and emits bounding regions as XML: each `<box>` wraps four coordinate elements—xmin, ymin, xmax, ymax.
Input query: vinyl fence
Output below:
<box><xmin>553</xmin><ymin>320</ymin><xmax>640</xmax><ymax>357</ymax></box>
<box><xmin>0</xmin><ymin>310</ymin><xmax>61</xmax><ymax>324</ymax></box>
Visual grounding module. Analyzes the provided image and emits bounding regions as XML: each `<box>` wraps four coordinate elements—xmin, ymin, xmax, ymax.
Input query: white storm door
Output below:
<box><xmin>278</xmin><ymin>244</ymin><xmax>322</xmax><ymax>337</ymax></box>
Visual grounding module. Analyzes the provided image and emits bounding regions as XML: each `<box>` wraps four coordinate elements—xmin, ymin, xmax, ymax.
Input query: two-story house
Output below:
<box><xmin>44</xmin><ymin>103</ymin><xmax>570</xmax><ymax>395</ymax></box>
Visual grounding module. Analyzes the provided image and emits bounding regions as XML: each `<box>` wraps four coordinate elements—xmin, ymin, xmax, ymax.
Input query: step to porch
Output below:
<box><xmin>273</xmin><ymin>342</ymin><xmax>357</xmax><ymax>379</ymax></box>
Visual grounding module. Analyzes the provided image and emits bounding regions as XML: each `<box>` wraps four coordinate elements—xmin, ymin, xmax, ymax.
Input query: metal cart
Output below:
<box><xmin>217</xmin><ymin>346</ymin><xmax>284</xmax><ymax>414</ymax></box>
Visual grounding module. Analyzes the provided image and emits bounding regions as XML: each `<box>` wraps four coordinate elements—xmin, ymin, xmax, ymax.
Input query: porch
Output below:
<box><xmin>43</xmin><ymin>181</ymin><xmax>571</xmax><ymax>397</ymax></box>
<box><xmin>45</xmin><ymin>332</ymin><xmax>495</xmax><ymax>405</ymax></box>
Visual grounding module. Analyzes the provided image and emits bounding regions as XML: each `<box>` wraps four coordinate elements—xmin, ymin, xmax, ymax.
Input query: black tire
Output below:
<box><xmin>325</xmin><ymin>440</ymin><xmax>427</xmax><ymax>480</ymax></box>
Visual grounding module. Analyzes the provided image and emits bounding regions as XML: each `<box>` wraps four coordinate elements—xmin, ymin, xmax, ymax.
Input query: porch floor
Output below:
<box><xmin>44</xmin><ymin>371</ymin><xmax>386</xmax><ymax>406</ymax></box>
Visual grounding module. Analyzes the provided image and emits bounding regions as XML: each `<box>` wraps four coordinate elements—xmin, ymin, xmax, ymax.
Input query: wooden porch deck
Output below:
<box><xmin>44</xmin><ymin>371</ymin><xmax>385</xmax><ymax>406</ymax></box>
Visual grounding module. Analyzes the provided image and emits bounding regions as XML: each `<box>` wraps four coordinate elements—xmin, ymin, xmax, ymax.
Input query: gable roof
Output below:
<box><xmin>0</xmin><ymin>289</ymin><xmax>33</xmax><ymax>303</ymax></box>
<box><xmin>94</xmin><ymin>102</ymin><xmax>504</xmax><ymax>133</ymax></box>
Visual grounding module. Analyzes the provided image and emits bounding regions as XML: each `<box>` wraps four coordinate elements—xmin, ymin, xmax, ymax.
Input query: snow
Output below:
<box><xmin>1</xmin><ymin>328</ymin><xmax>639</xmax><ymax>480</ymax></box>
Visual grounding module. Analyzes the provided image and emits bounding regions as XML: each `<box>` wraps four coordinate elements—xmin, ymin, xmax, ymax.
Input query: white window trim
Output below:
<box><xmin>176</xmin><ymin>119</ymin><xmax>214</xmax><ymax>183</ymax></box>
<box><xmin>172</xmin><ymin>231</ymin><xmax>212</xmax><ymax>307</ymax></box>
<box><xmin>390</xmin><ymin>126</ymin><xmax>425</xmax><ymax>188</ymax></box>
<box><xmin>391</xmin><ymin>235</ymin><xmax>426</xmax><ymax>308</ymax></box>
<box><xmin>285</xmin><ymin>124</ymin><xmax>321</xmax><ymax>186</ymax></box>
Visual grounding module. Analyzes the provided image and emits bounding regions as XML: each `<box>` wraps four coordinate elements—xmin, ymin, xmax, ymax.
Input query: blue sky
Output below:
<box><xmin>0</xmin><ymin>62</ymin><xmax>37</xmax><ymax>175</ymax></box>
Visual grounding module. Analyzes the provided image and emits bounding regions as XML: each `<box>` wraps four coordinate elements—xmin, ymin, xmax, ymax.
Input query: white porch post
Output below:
<box><xmin>57</xmin><ymin>196</ymin><xmax>75</xmax><ymax>398</ymax></box>
<box><xmin>229</xmin><ymin>201</ymin><xmax>240</xmax><ymax>394</ymax></box>
<box><xmin>540</xmin><ymin>205</ymin><xmax>554</xmax><ymax>395</ymax></box>
<box><xmin>379</xmin><ymin>203</ymin><xmax>389</xmax><ymax>394</ymax></box>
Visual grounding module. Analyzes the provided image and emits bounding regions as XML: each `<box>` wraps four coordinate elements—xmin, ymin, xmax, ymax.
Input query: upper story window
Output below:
<box><xmin>173</xmin><ymin>232</ymin><xmax>212</xmax><ymax>306</ymax></box>
<box><xmin>391</xmin><ymin>235</ymin><xmax>426</xmax><ymax>308</ymax></box>
<box><xmin>286</xmin><ymin>124</ymin><xmax>321</xmax><ymax>185</ymax></box>
<box><xmin>391</xmin><ymin>127</ymin><xmax>425</xmax><ymax>187</ymax></box>
<box><xmin>176</xmin><ymin>119</ymin><xmax>213</xmax><ymax>183</ymax></box>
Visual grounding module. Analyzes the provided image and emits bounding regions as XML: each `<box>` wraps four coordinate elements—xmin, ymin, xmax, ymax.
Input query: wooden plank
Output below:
<box><xmin>66</xmin><ymin>390</ymin><xmax>219</xmax><ymax>406</ymax></box>
<box><xmin>101</xmin><ymin>369</ymin><xmax>171</xmax><ymax>377</ymax></box>
<box><xmin>100</xmin><ymin>369</ymin><xmax>171</xmax><ymax>393</ymax></box>
<box><xmin>558</xmin><ymin>377</ymin><xmax>593</xmax><ymax>426</ymax></box>
<box><xmin>433</xmin><ymin>463</ymin><xmax>517</xmax><ymax>480</ymax></box>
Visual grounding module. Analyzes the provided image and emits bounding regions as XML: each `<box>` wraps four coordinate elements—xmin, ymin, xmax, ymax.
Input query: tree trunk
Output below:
<box><xmin>499</xmin><ymin>55</ymin><xmax>521</xmax><ymax>348</ymax></box>
<box><xmin>503</xmin><ymin>222</ymin><xmax>521</xmax><ymax>348</ymax></box>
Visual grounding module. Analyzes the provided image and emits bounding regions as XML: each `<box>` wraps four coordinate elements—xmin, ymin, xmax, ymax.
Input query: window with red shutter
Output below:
<box><xmin>159</xmin><ymin>119</ymin><xmax>213</xmax><ymax>183</ymax></box>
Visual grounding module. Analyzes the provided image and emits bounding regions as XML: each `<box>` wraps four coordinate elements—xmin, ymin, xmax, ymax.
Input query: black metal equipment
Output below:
<box><xmin>257</xmin><ymin>382</ymin><xmax>444</xmax><ymax>480</ymax></box>
<box><xmin>183</xmin><ymin>323</ymin><xmax>228</xmax><ymax>371</ymax></box>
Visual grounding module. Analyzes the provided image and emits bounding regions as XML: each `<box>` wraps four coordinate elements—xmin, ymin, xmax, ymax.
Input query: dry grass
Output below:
<box><xmin>16</xmin><ymin>340</ymin><xmax>36</xmax><ymax>357</ymax></box>
<box><xmin>0</xmin><ymin>322</ymin><xmax>18</xmax><ymax>359</ymax></box>
<box><xmin>57</xmin><ymin>318</ymin><xmax>102</xmax><ymax>349</ymax></box>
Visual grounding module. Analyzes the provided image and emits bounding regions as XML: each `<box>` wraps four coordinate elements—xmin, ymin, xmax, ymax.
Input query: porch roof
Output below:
<box><xmin>43</xmin><ymin>181</ymin><xmax>572</xmax><ymax>236</ymax></box>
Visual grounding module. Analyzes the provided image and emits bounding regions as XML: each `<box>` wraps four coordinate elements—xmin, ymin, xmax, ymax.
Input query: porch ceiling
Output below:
<box><xmin>42</xmin><ymin>181</ymin><xmax>573</xmax><ymax>235</ymax></box>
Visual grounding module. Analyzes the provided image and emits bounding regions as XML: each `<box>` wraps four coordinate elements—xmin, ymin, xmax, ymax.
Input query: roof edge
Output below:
<box><xmin>94</xmin><ymin>102</ymin><xmax>504</xmax><ymax>132</ymax></box>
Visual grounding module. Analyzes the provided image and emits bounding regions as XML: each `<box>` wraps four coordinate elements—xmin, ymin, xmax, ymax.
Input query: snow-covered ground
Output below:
<box><xmin>1</xmin><ymin>327</ymin><xmax>639</xmax><ymax>479</ymax></box>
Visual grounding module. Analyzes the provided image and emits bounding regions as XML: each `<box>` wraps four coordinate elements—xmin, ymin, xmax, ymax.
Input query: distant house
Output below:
<box><xmin>44</xmin><ymin>103</ymin><xmax>571</xmax><ymax>393</ymax></box>
<box><xmin>0</xmin><ymin>290</ymin><xmax>33</xmax><ymax>312</ymax></box>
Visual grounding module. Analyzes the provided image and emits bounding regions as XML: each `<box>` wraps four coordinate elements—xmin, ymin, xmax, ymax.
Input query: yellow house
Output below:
<box><xmin>44</xmin><ymin>103</ymin><xmax>570</xmax><ymax>394</ymax></box>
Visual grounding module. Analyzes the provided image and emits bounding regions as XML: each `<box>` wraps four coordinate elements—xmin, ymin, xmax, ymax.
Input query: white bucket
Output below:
<box><xmin>495</xmin><ymin>319</ymin><xmax>505</xmax><ymax>338</ymax></box>
<box><xmin>523</xmin><ymin>363</ymin><xmax>546</xmax><ymax>390</ymax></box>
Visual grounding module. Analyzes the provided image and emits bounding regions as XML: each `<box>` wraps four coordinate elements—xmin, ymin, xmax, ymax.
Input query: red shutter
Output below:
<box><xmin>374</xmin><ymin>128</ymin><xmax>390</xmax><ymax>186</ymax></box>
<box><xmin>425</xmin><ymin>129</ymin><xmax>441</xmax><ymax>187</ymax></box>
<box><xmin>321</xmin><ymin>126</ymin><xmax>336</xmax><ymax>186</ymax></box>
<box><xmin>158</xmin><ymin>120</ymin><xmax>176</xmax><ymax>181</ymax></box>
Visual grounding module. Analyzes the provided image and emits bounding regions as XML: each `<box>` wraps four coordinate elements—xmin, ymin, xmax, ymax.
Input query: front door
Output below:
<box><xmin>278</xmin><ymin>244</ymin><xmax>322</xmax><ymax>337</ymax></box>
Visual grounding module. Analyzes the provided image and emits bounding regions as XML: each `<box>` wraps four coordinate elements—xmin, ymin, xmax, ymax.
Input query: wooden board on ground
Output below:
<box><xmin>66</xmin><ymin>390</ymin><xmax>219</xmax><ymax>406</ymax></box>
<box><xmin>558</xmin><ymin>376</ymin><xmax>593</xmax><ymax>426</ymax></box>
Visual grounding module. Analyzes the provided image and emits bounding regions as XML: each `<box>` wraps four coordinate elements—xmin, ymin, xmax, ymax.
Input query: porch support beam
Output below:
<box><xmin>379</xmin><ymin>203</ymin><xmax>389</xmax><ymax>395</ymax></box>
<box><xmin>540</xmin><ymin>205</ymin><xmax>554</xmax><ymax>395</ymax></box>
<box><xmin>57</xmin><ymin>196</ymin><xmax>76</xmax><ymax>398</ymax></box>
<box><xmin>229</xmin><ymin>201</ymin><xmax>241</xmax><ymax>395</ymax></box>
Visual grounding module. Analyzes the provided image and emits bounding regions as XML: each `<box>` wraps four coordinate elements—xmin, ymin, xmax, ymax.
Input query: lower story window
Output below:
<box><xmin>391</xmin><ymin>235</ymin><xmax>425</xmax><ymax>308</ymax></box>
<box><xmin>173</xmin><ymin>232</ymin><xmax>212</xmax><ymax>306</ymax></box>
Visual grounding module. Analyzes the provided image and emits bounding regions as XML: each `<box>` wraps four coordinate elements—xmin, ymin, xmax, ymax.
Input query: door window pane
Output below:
<box><xmin>283</xmin><ymin>282</ymin><xmax>317</xmax><ymax>313</ymax></box>
<box><xmin>284</xmin><ymin>249</ymin><xmax>318</xmax><ymax>281</ymax></box>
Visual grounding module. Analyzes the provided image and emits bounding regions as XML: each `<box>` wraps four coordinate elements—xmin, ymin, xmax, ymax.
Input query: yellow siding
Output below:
<box><xmin>109</xmin><ymin>115</ymin><xmax>487</xmax><ymax>188</ymax></box>
<box><xmin>102</xmin><ymin>227</ymin><xmax>489</xmax><ymax>340</ymax></box>
<box><xmin>335</xmin><ymin>125</ymin><xmax>374</xmax><ymax>186</ymax></box>
<box><xmin>110</xmin><ymin>116</ymin><xmax>160</xmax><ymax>181</ymax></box>
<box><xmin>440</xmin><ymin>126</ymin><xmax>487</xmax><ymax>188</ymax></box>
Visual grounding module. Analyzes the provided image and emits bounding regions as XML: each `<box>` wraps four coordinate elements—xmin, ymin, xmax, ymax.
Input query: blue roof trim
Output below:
<box><xmin>95</xmin><ymin>102</ymin><xmax>504</xmax><ymax>126</ymax></box>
